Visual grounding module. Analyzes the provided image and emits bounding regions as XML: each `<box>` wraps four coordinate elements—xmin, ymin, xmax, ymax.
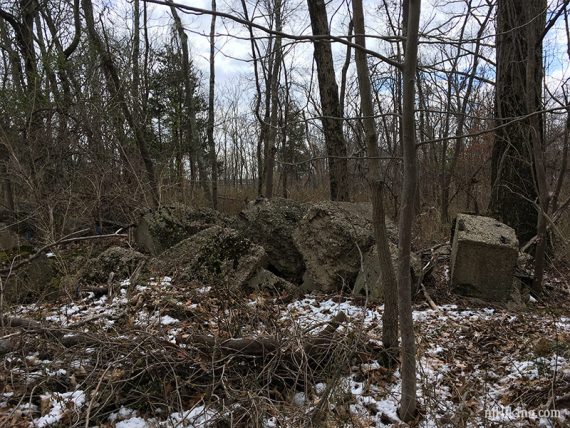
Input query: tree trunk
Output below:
<box><xmin>490</xmin><ymin>0</ymin><xmax>542</xmax><ymax>244</ymax></box>
<box><xmin>207</xmin><ymin>0</ymin><xmax>218</xmax><ymax>209</ymax></box>
<box><xmin>352</xmin><ymin>0</ymin><xmax>399</xmax><ymax>357</ymax></box>
<box><xmin>397</xmin><ymin>0</ymin><xmax>421</xmax><ymax>420</ymax></box>
<box><xmin>306</xmin><ymin>0</ymin><xmax>349</xmax><ymax>201</ymax></box>
<box><xmin>168</xmin><ymin>1</ymin><xmax>211</xmax><ymax>202</ymax></box>
<box><xmin>82</xmin><ymin>0</ymin><xmax>159</xmax><ymax>207</ymax></box>
<box><xmin>264</xmin><ymin>0</ymin><xmax>282</xmax><ymax>199</ymax></box>
<box><xmin>526</xmin><ymin>0</ymin><xmax>547</xmax><ymax>293</ymax></box>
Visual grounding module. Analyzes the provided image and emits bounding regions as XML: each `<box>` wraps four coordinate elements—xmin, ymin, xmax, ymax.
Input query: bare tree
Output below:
<box><xmin>82</xmin><ymin>0</ymin><xmax>159</xmax><ymax>207</ymax></box>
<box><xmin>397</xmin><ymin>0</ymin><xmax>421</xmax><ymax>420</ymax></box>
<box><xmin>490</xmin><ymin>0</ymin><xmax>543</xmax><ymax>244</ymax></box>
<box><xmin>207</xmin><ymin>0</ymin><xmax>218</xmax><ymax>208</ymax></box>
<box><xmin>306</xmin><ymin>0</ymin><xmax>350</xmax><ymax>201</ymax></box>
<box><xmin>352</xmin><ymin>0</ymin><xmax>399</xmax><ymax>357</ymax></box>
<box><xmin>264</xmin><ymin>0</ymin><xmax>283</xmax><ymax>198</ymax></box>
<box><xmin>167</xmin><ymin>0</ymin><xmax>211</xmax><ymax>202</ymax></box>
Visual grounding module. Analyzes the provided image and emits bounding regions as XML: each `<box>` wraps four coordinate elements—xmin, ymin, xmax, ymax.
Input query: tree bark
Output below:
<box><xmin>306</xmin><ymin>0</ymin><xmax>349</xmax><ymax>201</ymax></box>
<box><xmin>526</xmin><ymin>0</ymin><xmax>548</xmax><ymax>293</ymax></box>
<box><xmin>352</xmin><ymin>0</ymin><xmax>399</xmax><ymax>357</ymax></box>
<box><xmin>264</xmin><ymin>0</ymin><xmax>282</xmax><ymax>199</ymax></box>
<box><xmin>207</xmin><ymin>0</ymin><xmax>218</xmax><ymax>209</ymax></box>
<box><xmin>168</xmin><ymin>1</ymin><xmax>211</xmax><ymax>202</ymax></box>
<box><xmin>490</xmin><ymin>0</ymin><xmax>543</xmax><ymax>244</ymax></box>
<box><xmin>397</xmin><ymin>0</ymin><xmax>421</xmax><ymax>420</ymax></box>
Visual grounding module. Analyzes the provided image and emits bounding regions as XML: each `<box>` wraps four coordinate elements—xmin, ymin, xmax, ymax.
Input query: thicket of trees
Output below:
<box><xmin>0</xmin><ymin>0</ymin><xmax>566</xmax><ymax>235</ymax></box>
<box><xmin>1</xmin><ymin>0</ymin><xmax>569</xmax><ymax>420</ymax></box>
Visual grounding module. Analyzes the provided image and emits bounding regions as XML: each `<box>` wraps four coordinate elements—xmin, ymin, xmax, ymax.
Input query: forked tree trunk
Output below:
<box><xmin>352</xmin><ymin>0</ymin><xmax>399</xmax><ymax>357</ymax></box>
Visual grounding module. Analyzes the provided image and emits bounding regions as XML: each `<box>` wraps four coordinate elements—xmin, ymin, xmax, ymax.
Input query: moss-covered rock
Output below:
<box><xmin>293</xmin><ymin>201</ymin><xmax>397</xmax><ymax>292</ymax></box>
<box><xmin>80</xmin><ymin>246</ymin><xmax>147</xmax><ymax>284</ymax></box>
<box><xmin>134</xmin><ymin>205</ymin><xmax>230</xmax><ymax>255</ymax></box>
<box><xmin>152</xmin><ymin>226</ymin><xmax>267</xmax><ymax>288</ymax></box>
<box><xmin>235</xmin><ymin>198</ymin><xmax>308</xmax><ymax>282</ymax></box>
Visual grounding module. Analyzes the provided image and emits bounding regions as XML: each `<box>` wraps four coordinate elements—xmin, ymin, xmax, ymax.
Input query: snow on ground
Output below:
<box><xmin>33</xmin><ymin>390</ymin><xmax>86</xmax><ymax>428</ymax></box>
<box><xmin>1</xmin><ymin>276</ymin><xmax>569</xmax><ymax>427</ymax></box>
<box><xmin>283</xmin><ymin>297</ymin><xmax>570</xmax><ymax>427</ymax></box>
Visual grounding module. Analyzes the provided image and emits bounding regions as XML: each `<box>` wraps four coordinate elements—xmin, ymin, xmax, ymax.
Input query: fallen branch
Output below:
<box><xmin>1</xmin><ymin>232</ymin><xmax>128</xmax><ymax>276</ymax></box>
<box><xmin>416</xmin><ymin>256</ymin><xmax>439</xmax><ymax>311</ymax></box>
<box><xmin>421</xmin><ymin>283</ymin><xmax>439</xmax><ymax>311</ymax></box>
<box><xmin>183</xmin><ymin>311</ymin><xmax>350</xmax><ymax>363</ymax></box>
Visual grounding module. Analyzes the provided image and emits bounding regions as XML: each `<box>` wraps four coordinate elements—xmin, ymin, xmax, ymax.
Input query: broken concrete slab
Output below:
<box><xmin>80</xmin><ymin>246</ymin><xmax>147</xmax><ymax>284</ymax></box>
<box><xmin>153</xmin><ymin>226</ymin><xmax>267</xmax><ymax>289</ymax></box>
<box><xmin>353</xmin><ymin>242</ymin><xmax>422</xmax><ymax>301</ymax></box>
<box><xmin>235</xmin><ymin>198</ymin><xmax>308</xmax><ymax>282</ymax></box>
<box><xmin>450</xmin><ymin>213</ymin><xmax>518</xmax><ymax>302</ymax></box>
<box><xmin>247</xmin><ymin>268</ymin><xmax>298</xmax><ymax>294</ymax></box>
<box><xmin>293</xmin><ymin>201</ymin><xmax>397</xmax><ymax>292</ymax></box>
<box><xmin>134</xmin><ymin>205</ymin><xmax>229</xmax><ymax>255</ymax></box>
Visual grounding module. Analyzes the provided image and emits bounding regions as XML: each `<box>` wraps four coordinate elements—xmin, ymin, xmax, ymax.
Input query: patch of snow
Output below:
<box><xmin>264</xmin><ymin>416</ymin><xmax>278</xmax><ymax>427</ymax></box>
<box><xmin>510</xmin><ymin>360</ymin><xmax>540</xmax><ymax>380</ymax></box>
<box><xmin>109</xmin><ymin>406</ymin><xmax>138</xmax><ymax>422</ymax></box>
<box><xmin>314</xmin><ymin>383</ymin><xmax>327</xmax><ymax>395</ymax></box>
<box><xmin>292</xmin><ymin>392</ymin><xmax>306</xmax><ymax>406</ymax></box>
<box><xmin>556</xmin><ymin>317</ymin><xmax>570</xmax><ymax>331</ymax></box>
<box><xmin>116</xmin><ymin>417</ymin><xmax>149</xmax><ymax>428</ymax></box>
<box><xmin>165</xmin><ymin>406</ymin><xmax>218</xmax><ymax>427</ymax></box>
<box><xmin>361</xmin><ymin>361</ymin><xmax>381</xmax><ymax>372</ymax></box>
<box><xmin>160</xmin><ymin>315</ymin><xmax>179</xmax><ymax>325</ymax></box>
<box><xmin>427</xmin><ymin>346</ymin><xmax>445</xmax><ymax>355</ymax></box>
<box><xmin>32</xmin><ymin>390</ymin><xmax>86</xmax><ymax>427</ymax></box>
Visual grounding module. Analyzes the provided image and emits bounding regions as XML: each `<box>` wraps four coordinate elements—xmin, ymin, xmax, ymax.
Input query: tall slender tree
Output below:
<box><xmin>352</xmin><ymin>0</ymin><xmax>399</xmax><ymax>356</ymax></box>
<box><xmin>306</xmin><ymin>0</ymin><xmax>350</xmax><ymax>201</ymax></box>
<box><xmin>264</xmin><ymin>0</ymin><xmax>283</xmax><ymax>198</ymax></box>
<box><xmin>82</xmin><ymin>0</ymin><xmax>159</xmax><ymax>207</ymax></box>
<box><xmin>397</xmin><ymin>0</ymin><xmax>421</xmax><ymax>420</ymax></box>
<box><xmin>207</xmin><ymin>0</ymin><xmax>218</xmax><ymax>209</ymax></box>
<box><xmin>168</xmin><ymin>0</ymin><xmax>211</xmax><ymax>202</ymax></box>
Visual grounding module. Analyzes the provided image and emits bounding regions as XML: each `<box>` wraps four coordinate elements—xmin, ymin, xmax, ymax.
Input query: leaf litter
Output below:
<box><xmin>0</xmin><ymin>268</ymin><xmax>569</xmax><ymax>427</ymax></box>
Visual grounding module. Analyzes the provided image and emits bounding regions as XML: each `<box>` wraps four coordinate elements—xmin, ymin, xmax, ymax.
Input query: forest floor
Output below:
<box><xmin>1</xmin><ymin>258</ymin><xmax>569</xmax><ymax>427</ymax></box>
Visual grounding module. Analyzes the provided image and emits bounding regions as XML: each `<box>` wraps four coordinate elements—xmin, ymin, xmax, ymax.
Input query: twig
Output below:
<box><xmin>421</xmin><ymin>283</ymin><xmax>439</xmax><ymax>311</ymax></box>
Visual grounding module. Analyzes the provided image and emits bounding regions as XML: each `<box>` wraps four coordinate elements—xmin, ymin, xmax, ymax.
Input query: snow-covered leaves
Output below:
<box><xmin>1</xmin><ymin>274</ymin><xmax>569</xmax><ymax>427</ymax></box>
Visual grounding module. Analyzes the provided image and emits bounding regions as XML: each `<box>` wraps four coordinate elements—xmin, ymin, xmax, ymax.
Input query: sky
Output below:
<box><xmin>132</xmin><ymin>0</ymin><xmax>569</xmax><ymax>106</ymax></box>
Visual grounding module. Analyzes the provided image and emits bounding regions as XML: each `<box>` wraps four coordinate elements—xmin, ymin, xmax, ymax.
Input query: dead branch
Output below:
<box><xmin>0</xmin><ymin>232</ymin><xmax>128</xmax><ymax>276</ymax></box>
<box><xmin>183</xmin><ymin>311</ymin><xmax>350</xmax><ymax>362</ymax></box>
<box><xmin>416</xmin><ymin>255</ymin><xmax>439</xmax><ymax>311</ymax></box>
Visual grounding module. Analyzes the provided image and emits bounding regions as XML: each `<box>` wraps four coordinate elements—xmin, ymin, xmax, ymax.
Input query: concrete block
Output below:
<box><xmin>451</xmin><ymin>214</ymin><xmax>518</xmax><ymax>301</ymax></box>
